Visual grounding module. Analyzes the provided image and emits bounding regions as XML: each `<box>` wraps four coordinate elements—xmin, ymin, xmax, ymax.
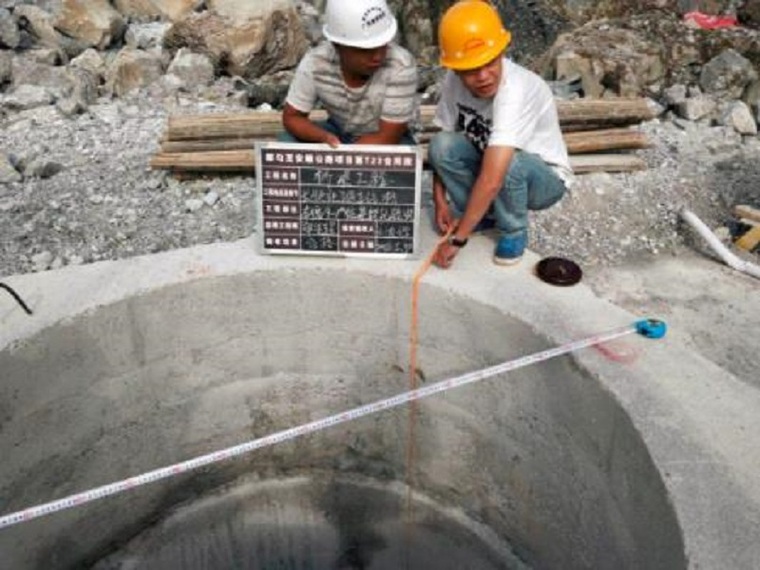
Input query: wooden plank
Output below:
<box><xmin>557</xmin><ymin>98</ymin><xmax>660</xmax><ymax>127</ymax></box>
<box><xmin>150</xmin><ymin>150</ymin><xmax>256</xmax><ymax>172</ymax></box>
<box><xmin>151</xmin><ymin>149</ymin><xmax>646</xmax><ymax>174</ymax></box>
<box><xmin>567</xmin><ymin>154</ymin><xmax>647</xmax><ymax>173</ymax></box>
<box><xmin>161</xmin><ymin>138</ymin><xmax>259</xmax><ymax>153</ymax></box>
<box><xmin>562</xmin><ymin>128</ymin><xmax>650</xmax><ymax>154</ymax></box>
<box><xmin>163</xmin><ymin>98</ymin><xmax>659</xmax><ymax>141</ymax></box>
<box><xmin>161</xmin><ymin>128</ymin><xmax>649</xmax><ymax>155</ymax></box>
<box><xmin>734</xmin><ymin>204</ymin><xmax>760</xmax><ymax>225</ymax></box>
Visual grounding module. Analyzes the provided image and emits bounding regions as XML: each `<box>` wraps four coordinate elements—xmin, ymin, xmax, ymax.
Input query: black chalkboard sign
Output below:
<box><xmin>256</xmin><ymin>142</ymin><xmax>422</xmax><ymax>258</ymax></box>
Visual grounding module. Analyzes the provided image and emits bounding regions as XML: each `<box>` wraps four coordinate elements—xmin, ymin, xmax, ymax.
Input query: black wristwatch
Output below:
<box><xmin>448</xmin><ymin>235</ymin><xmax>468</xmax><ymax>248</ymax></box>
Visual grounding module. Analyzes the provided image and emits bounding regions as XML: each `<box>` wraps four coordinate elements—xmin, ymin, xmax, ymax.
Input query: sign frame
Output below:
<box><xmin>255</xmin><ymin>142</ymin><xmax>423</xmax><ymax>260</ymax></box>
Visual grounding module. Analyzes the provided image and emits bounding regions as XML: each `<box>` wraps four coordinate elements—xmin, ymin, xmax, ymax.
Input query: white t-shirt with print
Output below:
<box><xmin>286</xmin><ymin>42</ymin><xmax>418</xmax><ymax>137</ymax></box>
<box><xmin>434</xmin><ymin>58</ymin><xmax>574</xmax><ymax>187</ymax></box>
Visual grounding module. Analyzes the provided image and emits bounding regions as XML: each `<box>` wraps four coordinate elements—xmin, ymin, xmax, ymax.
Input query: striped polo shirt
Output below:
<box><xmin>285</xmin><ymin>41</ymin><xmax>418</xmax><ymax>137</ymax></box>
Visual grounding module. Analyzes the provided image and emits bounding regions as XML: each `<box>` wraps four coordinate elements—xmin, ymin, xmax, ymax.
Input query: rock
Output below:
<box><xmin>153</xmin><ymin>0</ymin><xmax>202</xmax><ymax>22</ymax></box>
<box><xmin>54</xmin><ymin>0</ymin><xmax>126</xmax><ymax>50</ymax></box>
<box><xmin>542</xmin><ymin>19</ymin><xmax>666</xmax><ymax>98</ymax></box>
<box><xmin>56</xmin><ymin>95</ymin><xmax>84</xmax><ymax>116</ymax></box>
<box><xmin>163</xmin><ymin>2</ymin><xmax>308</xmax><ymax>81</ymax></box>
<box><xmin>677</xmin><ymin>94</ymin><xmax>718</xmax><ymax>120</ymax></box>
<box><xmin>699</xmin><ymin>49</ymin><xmax>758</xmax><ymax>98</ymax></box>
<box><xmin>10</xmin><ymin>54</ymin><xmax>71</xmax><ymax>97</ymax></box>
<box><xmin>70</xmin><ymin>48</ymin><xmax>105</xmax><ymax>79</ymax></box>
<box><xmin>717</xmin><ymin>100</ymin><xmax>758</xmax><ymax>135</ymax></box>
<box><xmin>29</xmin><ymin>48</ymin><xmax>62</xmax><ymax>66</ymax></box>
<box><xmin>237</xmin><ymin>72</ymin><xmax>292</xmax><ymax>108</ymax></box>
<box><xmin>0</xmin><ymin>84</ymin><xmax>55</xmax><ymax>111</ymax></box>
<box><xmin>105</xmin><ymin>47</ymin><xmax>164</xmax><ymax>97</ymax></box>
<box><xmin>23</xmin><ymin>158</ymin><xmax>64</xmax><ymax>178</ymax></box>
<box><xmin>296</xmin><ymin>0</ymin><xmax>321</xmax><ymax>44</ymax></box>
<box><xmin>167</xmin><ymin>48</ymin><xmax>215</xmax><ymax>88</ymax></box>
<box><xmin>663</xmin><ymin>83</ymin><xmax>688</xmax><ymax>106</ymax></box>
<box><xmin>744</xmin><ymin>79</ymin><xmax>760</xmax><ymax>123</ymax></box>
<box><xmin>0</xmin><ymin>7</ymin><xmax>20</xmax><ymax>49</ymax></box>
<box><xmin>64</xmin><ymin>65</ymin><xmax>99</xmax><ymax>108</ymax></box>
<box><xmin>113</xmin><ymin>0</ymin><xmax>163</xmax><ymax>21</ymax></box>
<box><xmin>185</xmin><ymin>198</ymin><xmax>204</xmax><ymax>211</ymax></box>
<box><xmin>31</xmin><ymin>250</ymin><xmax>54</xmax><ymax>271</ymax></box>
<box><xmin>14</xmin><ymin>4</ymin><xmax>88</xmax><ymax>58</ymax></box>
<box><xmin>124</xmin><ymin>21</ymin><xmax>171</xmax><ymax>50</ymax></box>
<box><xmin>203</xmin><ymin>190</ymin><xmax>219</xmax><ymax>206</ymax></box>
<box><xmin>0</xmin><ymin>153</ymin><xmax>22</xmax><ymax>184</ymax></box>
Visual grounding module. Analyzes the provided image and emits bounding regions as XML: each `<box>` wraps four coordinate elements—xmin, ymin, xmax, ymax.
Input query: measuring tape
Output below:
<box><xmin>0</xmin><ymin>318</ymin><xmax>666</xmax><ymax>531</ymax></box>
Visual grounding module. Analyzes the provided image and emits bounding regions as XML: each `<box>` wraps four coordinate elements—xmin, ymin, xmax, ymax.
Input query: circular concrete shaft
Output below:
<box><xmin>0</xmin><ymin>270</ymin><xmax>685</xmax><ymax>569</ymax></box>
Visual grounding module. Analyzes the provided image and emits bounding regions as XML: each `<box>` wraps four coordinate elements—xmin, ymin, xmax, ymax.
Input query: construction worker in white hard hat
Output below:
<box><xmin>429</xmin><ymin>1</ymin><xmax>574</xmax><ymax>268</ymax></box>
<box><xmin>280</xmin><ymin>0</ymin><xmax>418</xmax><ymax>146</ymax></box>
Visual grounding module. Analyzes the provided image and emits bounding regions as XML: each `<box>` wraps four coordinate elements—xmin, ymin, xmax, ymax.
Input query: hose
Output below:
<box><xmin>680</xmin><ymin>208</ymin><xmax>760</xmax><ymax>280</ymax></box>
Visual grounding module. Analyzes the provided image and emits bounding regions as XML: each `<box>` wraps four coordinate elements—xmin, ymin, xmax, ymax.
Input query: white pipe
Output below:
<box><xmin>680</xmin><ymin>208</ymin><xmax>760</xmax><ymax>280</ymax></box>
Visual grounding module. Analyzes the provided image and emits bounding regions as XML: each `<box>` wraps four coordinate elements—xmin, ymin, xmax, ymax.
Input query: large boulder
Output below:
<box><xmin>54</xmin><ymin>0</ymin><xmax>125</xmax><ymax>50</ymax></box>
<box><xmin>113</xmin><ymin>0</ymin><xmax>201</xmax><ymax>22</ymax></box>
<box><xmin>699</xmin><ymin>48</ymin><xmax>758</xmax><ymax>98</ymax></box>
<box><xmin>163</xmin><ymin>0</ymin><xmax>308</xmax><ymax>81</ymax></box>
<box><xmin>540</xmin><ymin>17</ymin><xmax>670</xmax><ymax>97</ymax></box>
<box><xmin>112</xmin><ymin>0</ymin><xmax>163</xmax><ymax>21</ymax></box>
<box><xmin>11</xmin><ymin>53</ymin><xmax>71</xmax><ymax>95</ymax></box>
<box><xmin>13</xmin><ymin>4</ymin><xmax>88</xmax><ymax>57</ymax></box>
<box><xmin>541</xmin><ymin>11</ymin><xmax>760</xmax><ymax>98</ymax></box>
<box><xmin>105</xmin><ymin>47</ymin><xmax>164</xmax><ymax>96</ymax></box>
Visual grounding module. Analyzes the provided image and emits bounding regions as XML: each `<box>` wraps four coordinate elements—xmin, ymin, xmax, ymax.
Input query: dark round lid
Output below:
<box><xmin>535</xmin><ymin>257</ymin><xmax>582</xmax><ymax>286</ymax></box>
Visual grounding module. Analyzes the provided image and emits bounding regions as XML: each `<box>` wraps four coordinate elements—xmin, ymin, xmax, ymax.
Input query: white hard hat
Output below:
<box><xmin>322</xmin><ymin>0</ymin><xmax>398</xmax><ymax>49</ymax></box>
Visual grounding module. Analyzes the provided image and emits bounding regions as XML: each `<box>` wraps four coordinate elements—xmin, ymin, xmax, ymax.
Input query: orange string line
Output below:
<box><xmin>404</xmin><ymin>228</ymin><xmax>453</xmax><ymax>567</ymax></box>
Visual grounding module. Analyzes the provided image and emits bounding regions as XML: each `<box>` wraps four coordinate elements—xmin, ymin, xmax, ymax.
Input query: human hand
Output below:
<box><xmin>433</xmin><ymin>241</ymin><xmax>461</xmax><ymax>269</ymax></box>
<box><xmin>434</xmin><ymin>201</ymin><xmax>456</xmax><ymax>235</ymax></box>
<box><xmin>322</xmin><ymin>132</ymin><xmax>340</xmax><ymax>148</ymax></box>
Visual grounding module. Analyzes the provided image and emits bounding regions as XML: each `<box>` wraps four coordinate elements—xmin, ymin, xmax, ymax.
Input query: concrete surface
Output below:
<box><xmin>0</xmin><ymin>222</ymin><xmax>759</xmax><ymax>569</ymax></box>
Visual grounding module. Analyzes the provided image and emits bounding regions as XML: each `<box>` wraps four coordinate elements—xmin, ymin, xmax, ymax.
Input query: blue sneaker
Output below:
<box><xmin>493</xmin><ymin>233</ymin><xmax>526</xmax><ymax>265</ymax></box>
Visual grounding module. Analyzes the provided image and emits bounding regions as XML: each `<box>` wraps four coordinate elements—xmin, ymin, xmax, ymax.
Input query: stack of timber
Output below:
<box><xmin>150</xmin><ymin>98</ymin><xmax>659</xmax><ymax>175</ymax></box>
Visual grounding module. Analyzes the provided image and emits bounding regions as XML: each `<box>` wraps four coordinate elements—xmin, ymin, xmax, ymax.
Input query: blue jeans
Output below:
<box><xmin>278</xmin><ymin>118</ymin><xmax>416</xmax><ymax>145</ymax></box>
<box><xmin>428</xmin><ymin>132</ymin><xmax>566</xmax><ymax>239</ymax></box>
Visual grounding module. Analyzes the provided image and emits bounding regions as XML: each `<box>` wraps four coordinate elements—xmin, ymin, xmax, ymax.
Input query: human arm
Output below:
<box><xmin>432</xmin><ymin>172</ymin><xmax>456</xmax><ymax>234</ymax></box>
<box><xmin>281</xmin><ymin>103</ymin><xmax>340</xmax><ymax>147</ymax></box>
<box><xmin>433</xmin><ymin>145</ymin><xmax>514</xmax><ymax>268</ymax></box>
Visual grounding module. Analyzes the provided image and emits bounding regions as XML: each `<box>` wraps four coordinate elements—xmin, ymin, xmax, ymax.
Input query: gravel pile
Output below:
<box><xmin>1</xmin><ymin>91</ymin><xmax>759</xmax><ymax>277</ymax></box>
<box><xmin>533</xmin><ymin>118</ymin><xmax>760</xmax><ymax>266</ymax></box>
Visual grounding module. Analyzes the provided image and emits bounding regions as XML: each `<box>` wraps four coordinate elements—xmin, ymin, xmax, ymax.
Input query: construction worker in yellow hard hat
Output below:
<box><xmin>429</xmin><ymin>0</ymin><xmax>574</xmax><ymax>268</ymax></box>
<box><xmin>280</xmin><ymin>0</ymin><xmax>418</xmax><ymax>146</ymax></box>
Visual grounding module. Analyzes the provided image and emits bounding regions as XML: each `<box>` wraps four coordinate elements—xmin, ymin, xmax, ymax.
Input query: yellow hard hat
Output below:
<box><xmin>438</xmin><ymin>1</ymin><xmax>511</xmax><ymax>70</ymax></box>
